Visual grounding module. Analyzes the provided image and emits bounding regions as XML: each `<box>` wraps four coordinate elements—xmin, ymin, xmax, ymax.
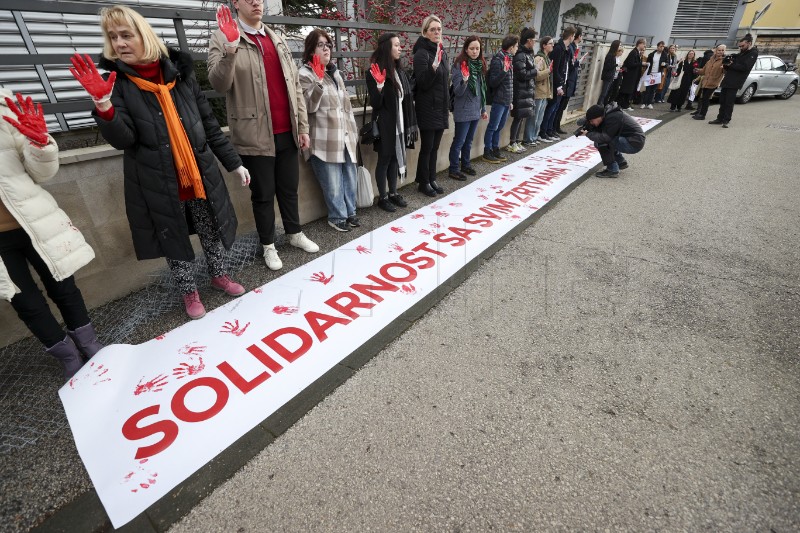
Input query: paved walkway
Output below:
<box><xmin>6</xmin><ymin>98</ymin><xmax>799</xmax><ymax>532</ymax></box>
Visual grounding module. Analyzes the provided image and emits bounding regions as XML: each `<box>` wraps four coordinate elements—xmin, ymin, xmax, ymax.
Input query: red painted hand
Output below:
<box><xmin>461</xmin><ymin>60</ymin><xmax>469</xmax><ymax>79</ymax></box>
<box><xmin>216</xmin><ymin>5</ymin><xmax>240</xmax><ymax>44</ymax></box>
<box><xmin>369</xmin><ymin>63</ymin><xmax>386</xmax><ymax>85</ymax></box>
<box><xmin>311</xmin><ymin>54</ymin><xmax>325</xmax><ymax>80</ymax></box>
<box><xmin>503</xmin><ymin>55</ymin><xmax>512</xmax><ymax>72</ymax></box>
<box><xmin>69</xmin><ymin>53</ymin><xmax>116</xmax><ymax>104</ymax></box>
<box><xmin>3</xmin><ymin>93</ymin><xmax>48</xmax><ymax>146</ymax></box>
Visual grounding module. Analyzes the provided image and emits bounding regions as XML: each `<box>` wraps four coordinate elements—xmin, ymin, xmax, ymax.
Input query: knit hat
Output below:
<box><xmin>585</xmin><ymin>104</ymin><xmax>604</xmax><ymax>120</ymax></box>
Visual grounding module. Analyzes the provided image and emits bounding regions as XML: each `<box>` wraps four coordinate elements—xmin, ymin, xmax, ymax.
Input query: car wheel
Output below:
<box><xmin>736</xmin><ymin>83</ymin><xmax>756</xmax><ymax>104</ymax></box>
<box><xmin>777</xmin><ymin>81</ymin><xmax>797</xmax><ymax>100</ymax></box>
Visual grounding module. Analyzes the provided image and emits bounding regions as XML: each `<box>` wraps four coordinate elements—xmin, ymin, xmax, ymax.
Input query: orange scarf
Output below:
<box><xmin>125</xmin><ymin>73</ymin><xmax>206</xmax><ymax>199</ymax></box>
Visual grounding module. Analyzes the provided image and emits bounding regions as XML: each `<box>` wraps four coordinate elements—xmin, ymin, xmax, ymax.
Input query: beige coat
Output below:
<box><xmin>208</xmin><ymin>24</ymin><xmax>309</xmax><ymax>157</ymax></box>
<box><xmin>697</xmin><ymin>55</ymin><xmax>725</xmax><ymax>89</ymax></box>
<box><xmin>533</xmin><ymin>53</ymin><xmax>553</xmax><ymax>100</ymax></box>
<box><xmin>0</xmin><ymin>89</ymin><xmax>94</xmax><ymax>301</ymax></box>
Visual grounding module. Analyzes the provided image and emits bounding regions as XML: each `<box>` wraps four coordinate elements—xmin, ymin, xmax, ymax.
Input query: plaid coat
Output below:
<box><xmin>298</xmin><ymin>64</ymin><xmax>358</xmax><ymax>164</ymax></box>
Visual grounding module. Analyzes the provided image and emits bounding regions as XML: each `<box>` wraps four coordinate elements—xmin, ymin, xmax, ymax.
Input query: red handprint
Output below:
<box><xmin>430</xmin><ymin>203</ymin><xmax>442</xmax><ymax>209</ymax></box>
<box><xmin>460</xmin><ymin>60</ymin><xmax>469</xmax><ymax>79</ymax></box>
<box><xmin>419</xmin><ymin>229</ymin><xmax>432</xmax><ymax>235</ymax></box>
<box><xmin>511</xmin><ymin>214</ymin><xmax>521</xmax><ymax>220</ymax></box>
<box><xmin>122</xmin><ymin>459</ymin><xmax>158</xmax><ymax>493</ymax></box>
<box><xmin>310</xmin><ymin>54</ymin><xmax>325</xmax><ymax>80</ymax></box>
<box><xmin>501</xmin><ymin>176</ymin><xmax>512</xmax><ymax>182</ymax></box>
<box><xmin>389</xmin><ymin>243</ymin><xmax>403</xmax><ymax>252</ymax></box>
<box><xmin>400</xmin><ymin>284</ymin><xmax>417</xmax><ymax>295</ymax></box>
<box><xmin>173</xmin><ymin>356</ymin><xmax>205</xmax><ymax>379</ymax></box>
<box><xmin>448</xmin><ymin>202</ymin><xmax>462</xmax><ymax>207</ymax></box>
<box><xmin>369</xmin><ymin>63</ymin><xmax>386</xmax><ymax>86</ymax></box>
<box><xmin>178</xmin><ymin>343</ymin><xmax>206</xmax><ymax>356</ymax></box>
<box><xmin>478</xmin><ymin>194</ymin><xmax>489</xmax><ymax>200</ymax></box>
<box><xmin>356</xmin><ymin>245</ymin><xmax>371</xmax><ymax>254</ymax></box>
<box><xmin>273</xmin><ymin>305</ymin><xmax>299</xmax><ymax>315</ymax></box>
<box><xmin>435</xmin><ymin>211</ymin><xmax>449</xmax><ymax>217</ymax></box>
<box><xmin>215</xmin><ymin>5</ymin><xmax>240</xmax><ymax>44</ymax></box>
<box><xmin>411</xmin><ymin>214</ymin><xmax>425</xmax><ymax>219</ymax></box>
<box><xmin>3</xmin><ymin>93</ymin><xmax>48</xmax><ymax>146</ymax></box>
<box><xmin>134</xmin><ymin>374</ymin><xmax>168</xmax><ymax>395</ymax></box>
<box><xmin>429</xmin><ymin>223</ymin><xmax>442</xmax><ymax>229</ymax></box>
<box><xmin>253</xmin><ymin>287</ymin><xmax>263</xmax><ymax>294</ymax></box>
<box><xmin>154</xmin><ymin>334</ymin><xmax>166</xmax><ymax>341</ymax></box>
<box><xmin>69</xmin><ymin>53</ymin><xmax>116</xmax><ymax>104</ymax></box>
<box><xmin>390</xmin><ymin>226</ymin><xmax>405</xmax><ymax>233</ymax></box>
<box><xmin>310</xmin><ymin>272</ymin><xmax>334</xmax><ymax>285</ymax></box>
<box><xmin>477</xmin><ymin>188</ymin><xmax>486</xmax><ymax>192</ymax></box>
<box><xmin>220</xmin><ymin>320</ymin><xmax>250</xmax><ymax>337</ymax></box>
<box><xmin>491</xmin><ymin>184</ymin><xmax>503</xmax><ymax>190</ymax></box>
<box><xmin>69</xmin><ymin>361</ymin><xmax>110</xmax><ymax>388</ymax></box>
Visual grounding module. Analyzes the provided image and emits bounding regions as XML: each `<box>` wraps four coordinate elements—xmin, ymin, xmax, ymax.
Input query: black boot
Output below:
<box><xmin>46</xmin><ymin>336</ymin><xmax>84</xmax><ymax>381</ymax></box>
<box><xmin>430</xmin><ymin>180</ymin><xmax>444</xmax><ymax>194</ymax></box>
<box><xmin>68</xmin><ymin>322</ymin><xmax>104</xmax><ymax>360</ymax></box>
<box><xmin>418</xmin><ymin>182</ymin><xmax>436</xmax><ymax>197</ymax></box>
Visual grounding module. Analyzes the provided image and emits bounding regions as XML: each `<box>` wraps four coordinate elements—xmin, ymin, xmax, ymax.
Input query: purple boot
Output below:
<box><xmin>46</xmin><ymin>336</ymin><xmax>84</xmax><ymax>381</ymax></box>
<box><xmin>67</xmin><ymin>323</ymin><xmax>104</xmax><ymax>359</ymax></box>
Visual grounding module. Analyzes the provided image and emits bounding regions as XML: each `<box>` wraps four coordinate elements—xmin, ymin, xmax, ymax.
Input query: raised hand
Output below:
<box><xmin>215</xmin><ymin>5</ymin><xmax>240</xmax><ymax>45</ymax></box>
<box><xmin>311</xmin><ymin>54</ymin><xmax>325</xmax><ymax>80</ymax></box>
<box><xmin>3</xmin><ymin>93</ymin><xmax>48</xmax><ymax>146</ymax></box>
<box><xmin>69</xmin><ymin>53</ymin><xmax>116</xmax><ymax>106</ymax></box>
<box><xmin>460</xmin><ymin>60</ymin><xmax>469</xmax><ymax>80</ymax></box>
<box><xmin>369</xmin><ymin>63</ymin><xmax>386</xmax><ymax>88</ymax></box>
<box><xmin>503</xmin><ymin>55</ymin><xmax>512</xmax><ymax>72</ymax></box>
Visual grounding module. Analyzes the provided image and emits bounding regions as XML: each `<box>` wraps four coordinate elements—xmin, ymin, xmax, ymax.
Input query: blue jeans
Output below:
<box><xmin>308</xmin><ymin>151</ymin><xmax>357</xmax><ymax>224</ymax></box>
<box><xmin>483</xmin><ymin>104</ymin><xmax>510</xmax><ymax>150</ymax></box>
<box><xmin>595</xmin><ymin>136</ymin><xmax>642</xmax><ymax>172</ymax></box>
<box><xmin>526</xmin><ymin>98</ymin><xmax>547</xmax><ymax>141</ymax></box>
<box><xmin>450</xmin><ymin>119</ymin><xmax>479</xmax><ymax>172</ymax></box>
<box><xmin>541</xmin><ymin>94</ymin><xmax>563</xmax><ymax>135</ymax></box>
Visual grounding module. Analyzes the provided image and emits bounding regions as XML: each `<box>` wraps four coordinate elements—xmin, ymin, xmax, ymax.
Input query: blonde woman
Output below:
<box><xmin>70</xmin><ymin>5</ymin><xmax>250</xmax><ymax>319</ymax></box>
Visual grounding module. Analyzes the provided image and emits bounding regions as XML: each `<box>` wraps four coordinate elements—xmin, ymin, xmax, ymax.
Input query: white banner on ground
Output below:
<box><xmin>60</xmin><ymin>118</ymin><xmax>659</xmax><ymax>528</ymax></box>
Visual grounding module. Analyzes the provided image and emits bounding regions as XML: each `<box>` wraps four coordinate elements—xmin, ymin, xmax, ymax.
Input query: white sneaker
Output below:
<box><xmin>287</xmin><ymin>232</ymin><xmax>319</xmax><ymax>253</ymax></box>
<box><xmin>623</xmin><ymin>107</ymin><xmax>633</xmax><ymax>111</ymax></box>
<box><xmin>647</xmin><ymin>104</ymin><xmax>654</xmax><ymax>109</ymax></box>
<box><xmin>504</xmin><ymin>143</ymin><xmax>518</xmax><ymax>153</ymax></box>
<box><xmin>640</xmin><ymin>104</ymin><xmax>646</xmax><ymax>109</ymax></box>
<box><xmin>263</xmin><ymin>244</ymin><xmax>282</xmax><ymax>270</ymax></box>
<box><xmin>540</xmin><ymin>136</ymin><xmax>554</xmax><ymax>143</ymax></box>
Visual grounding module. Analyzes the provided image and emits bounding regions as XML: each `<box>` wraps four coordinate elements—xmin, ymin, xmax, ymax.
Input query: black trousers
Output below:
<box><xmin>717</xmin><ymin>87</ymin><xmax>737</xmax><ymax>123</ymax></box>
<box><xmin>617</xmin><ymin>92</ymin><xmax>631</xmax><ymax>109</ymax></box>
<box><xmin>554</xmin><ymin>94</ymin><xmax>570</xmax><ymax>130</ymax></box>
<box><xmin>375</xmin><ymin>152</ymin><xmax>399</xmax><ymax>199</ymax></box>
<box><xmin>509</xmin><ymin>116</ymin><xmax>525</xmax><ymax>142</ymax></box>
<box><xmin>696</xmin><ymin>87</ymin><xmax>716</xmax><ymax>117</ymax></box>
<box><xmin>240</xmin><ymin>132</ymin><xmax>301</xmax><ymax>246</ymax></box>
<box><xmin>416</xmin><ymin>129</ymin><xmax>444</xmax><ymax>185</ymax></box>
<box><xmin>0</xmin><ymin>228</ymin><xmax>90</xmax><ymax>347</ymax></box>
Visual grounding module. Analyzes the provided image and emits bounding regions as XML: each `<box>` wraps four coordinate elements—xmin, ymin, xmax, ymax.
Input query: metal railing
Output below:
<box><xmin>0</xmin><ymin>0</ymin><xmax>503</xmax><ymax>132</ymax></box>
<box><xmin>560</xmin><ymin>17</ymin><xmax>654</xmax><ymax>46</ymax></box>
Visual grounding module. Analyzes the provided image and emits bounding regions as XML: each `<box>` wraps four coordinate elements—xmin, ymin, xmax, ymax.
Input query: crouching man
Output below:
<box><xmin>578</xmin><ymin>104</ymin><xmax>645</xmax><ymax>178</ymax></box>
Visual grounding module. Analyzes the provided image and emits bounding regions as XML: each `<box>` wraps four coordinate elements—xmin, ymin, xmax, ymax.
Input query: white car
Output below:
<box><xmin>715</xmin><ymin>54</ymin><xmax>798</xmax><ymax>103</ymax></box>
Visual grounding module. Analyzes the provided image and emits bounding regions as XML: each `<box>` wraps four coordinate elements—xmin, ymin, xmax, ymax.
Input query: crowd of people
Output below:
<box><xmin>1</xmin><ymin>2</ymin><xmax>759</xmax><ymax>380</ymax></box>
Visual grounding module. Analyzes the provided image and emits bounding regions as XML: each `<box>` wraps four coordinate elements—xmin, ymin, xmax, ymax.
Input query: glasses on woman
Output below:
<box><xmin>316</xmin><ymin>42</ymin><xmax>333</xmax><ymax>50</ymax></box>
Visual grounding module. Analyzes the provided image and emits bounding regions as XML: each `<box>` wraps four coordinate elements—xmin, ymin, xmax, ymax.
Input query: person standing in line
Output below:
<box><xmin>710</xmin><ymin>34</ymin><xmax>758</xmax><ymax>128</ymax></box>
<box><xmin>412</xmin><ymin>15</ymin><xmax>449</xmax><ymax>197</ymax></box>
<box><xmin>298</xmin><ymin>29</ymin><xmax>360</xmax><ymax>232</ymax></box>
<box><xmin>531</xmin><ymin>36</ymin><xmax>554</xmax><ymax>144</ymax></box>
<box><xmin>482</xmin><ymin>35</ymin><xmax>517</xmax><ymax>164</ymax></box>
<box><xmin>447</xmin><ymin>36</ymin><xmax>488</xmax><ymax>181</ymax></box>
<box><xmin>508</xmin><ymin>27</ymin><xmax>537</xmax><ymax>153</ymax></box>
<box><xmin>366</xmin><ymin>33</ymin><xmax>418</xmax><ymax>212</ymax></box>
<box><xmin>553</xmin><ymin>27</ymin><xmax>583</xmax><ymax>135</ymax></box>
<box><xmin>75</xmin><ymin>6</ymin><xmax>250</xmax><ymax>320</ymax></box>
<box><xmin>540</xmin><ymin>26</ymin><xmax>576</xmax><ymax>140</ymax></box>
<box><xmin>641</xmin><ymin>41</ymin><xmax>667</xmax><ymax>109</ymax></box>
<box><xmin>656</xmin><ymin>44</ymin><xmax>678</xmax><ymax>103</ymax></box>
<box><xmin>208</xmin><ymin>2</ymin><xmax>319</xmax><ymax>273</ymax></box>
<box><xmin>618</xmin><ymin>38</ymin><xmax>646</xmax><ymax>111</ymax></box>
<box><xmin>0</xmin><ymin>91</ymin><xmax>102</xmax><ymax>380</ymax></box>
<box><xmin>668</xmin><ymin>49</ymin><xmax>698</xmax><ymax>111</ymax></box>
<box><xmin>598</xmin><ymin>40</ymin><xmax>621</xmax><ymax>105</ymax></box>
<box><xmin>691</xmin><ymin>44</ymin><xmax>726</xmax><ymax>121</ymax></box>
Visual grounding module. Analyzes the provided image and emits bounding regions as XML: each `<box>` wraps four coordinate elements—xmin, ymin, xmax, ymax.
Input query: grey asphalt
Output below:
<box><xmin>4</xmin><ymin>97</ymin><xmax>799</xmax><ymax>532</ymax></box>
<box><xmin>167</xmin><ymin>100</ymin><xmax>800</xmax><ymax>531</ymax></box>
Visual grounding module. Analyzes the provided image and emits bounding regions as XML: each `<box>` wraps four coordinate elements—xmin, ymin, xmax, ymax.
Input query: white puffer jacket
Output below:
<box><xmin>0</xmin><ymin>89</ymin><xmax>94</xmax><ymax>301</ymax></box>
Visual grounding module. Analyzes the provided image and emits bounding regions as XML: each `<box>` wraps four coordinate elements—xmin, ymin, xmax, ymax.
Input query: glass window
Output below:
<box><xmin>770</xmin><ymin>58</ymin><xmax>787</xmax><ymax>72</ymax></box>
<box><xmin>755</xmin><ymin>58</ymin><xmax>769</xmax><ymax>71</ymax></box>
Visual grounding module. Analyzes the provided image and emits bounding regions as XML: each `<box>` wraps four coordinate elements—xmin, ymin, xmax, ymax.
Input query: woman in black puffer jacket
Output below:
<box><xmin>412</xmin><ymin>15</ymin><xmax>450</xmax><ymax>197</ymax></box>
<box><xmin>508</xmin><ymin>27</ymin><xmax>537</xmax><ymax>152</ymax></box>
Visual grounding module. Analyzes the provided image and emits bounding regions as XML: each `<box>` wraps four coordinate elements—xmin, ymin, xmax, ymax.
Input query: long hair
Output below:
<box><xmin>607</xmin><ymin>40</ymin><xmax>621</xmax><ymax>58</ymax></box>
<box><xmin>370</xmin><ymin>33</ymin><xmax>401</xmax><ymax>91</ymax></box>
<box><xmin>454</xmin><ymin>36</ymin><xmax>487</xmax><ymax>74</ymax></box>
<box><xmin>99</xmin><ymin>5</ymin><xmax>168</xmax><ymax>62</ymax></box>
<box><xmin>684</xmin><ymin>49</ymin><xmax>696</xmax><ymax>63</ymax></box>
<box><xmin>539</xmin><ymin>36</ymin><xmax>553</xmax><ymax>53</ymax></box>
<box><xmin>303</xmin><ymin>28</ymin><xmax>333</xmax><ymax>64</ymax></box>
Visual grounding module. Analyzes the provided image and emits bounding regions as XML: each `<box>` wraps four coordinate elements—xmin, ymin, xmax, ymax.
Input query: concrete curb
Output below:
<box><xmin>33</xmin><ymin>112</ymin><xmax>676</xmax><ymax>533</ymax></box>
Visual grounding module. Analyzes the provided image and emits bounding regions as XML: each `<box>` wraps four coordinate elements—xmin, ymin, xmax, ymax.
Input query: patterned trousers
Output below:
<box><xmin>166</xmin><ymin>199</ymin><xmax>226</xmax><ymax>295</ymax></box>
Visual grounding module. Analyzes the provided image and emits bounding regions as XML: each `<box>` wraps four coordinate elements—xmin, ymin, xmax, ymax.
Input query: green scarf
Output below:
<box><xmin>468</xmin><ymin>58</ymin><xmax>485</xmax><ymax>107</ymax></box>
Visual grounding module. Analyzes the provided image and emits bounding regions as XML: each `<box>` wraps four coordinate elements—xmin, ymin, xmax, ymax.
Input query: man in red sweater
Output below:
<box><xmin>208</xmin><ymin>0</ymin><xmax>318</xmax><ymax>271</ymax></box>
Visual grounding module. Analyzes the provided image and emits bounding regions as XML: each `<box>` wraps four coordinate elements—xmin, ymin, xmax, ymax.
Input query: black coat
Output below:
<box><xmin>566</xmin><ymin>42</ymin><xmax>581</xmax><ymax>97</ymax></box>
<box><xmin>620</xmin><ymin>48</ymin><xmax>643</xmax><ymax>94</ymax></box>
<box><xmin>511</xmin><ymin>45</ymin><xmax>537</xmax><ymax>118</ymax></box>
<box><xmin>487</xmin><ymin>50</ymin><xmax>514</xmax><ymax>106</ymax></box>
<box><xmin>668</xmin><ymin>58</ymin><xmax>700</xmax><ymax>105</ymax></box>
<box><xmin>412</xmin><ymin>36</ymin><xmax>450</xmax><ymax>130</ymax></box>
<box><xmin>601</xmin><ymin>52</ymin><xmax>617</xmax><ymax>82</ymax></box>
<box><xmin>585</xmin><ymin>104</ymin><xmax>646</xmax><ymax>165</ymax></box>
<box><xmin>366</xmin><ymin>67</ymin><xmax>418</xmax><ymax>156</ymax></box>
<box><xmin>549</xmin><ymin>39</ymin><xmax>570</xmax><ymax>93</ymax></box>
<box><xmin>720</xmin><ymin>46</ymin><xmax>759</xmax><ymax>89</ymax></box>
<box><xmin>645</xmin><ymin>49</ymin><xmax>669</xmax><ymax>75</ymax></box>
<box><xmin>94</xmin><ymin>49</ymin><xmax>241</xmax><ymax>262</ymax></box>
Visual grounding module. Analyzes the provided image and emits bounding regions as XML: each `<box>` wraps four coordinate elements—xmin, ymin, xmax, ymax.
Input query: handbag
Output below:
<box><xmin>688</xmin><ymin>80</ymin><xmax>699</xmax><ymax>102</ymax></box>
<box><xmin>359</xmin><ymin>98</ymin><xmax>379</xmax><ymax>145</ymax></box>
<box><xmin>355</xmin><ymin>142</ymin><xmax>375</xmax><ymax>208</ymax></box>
